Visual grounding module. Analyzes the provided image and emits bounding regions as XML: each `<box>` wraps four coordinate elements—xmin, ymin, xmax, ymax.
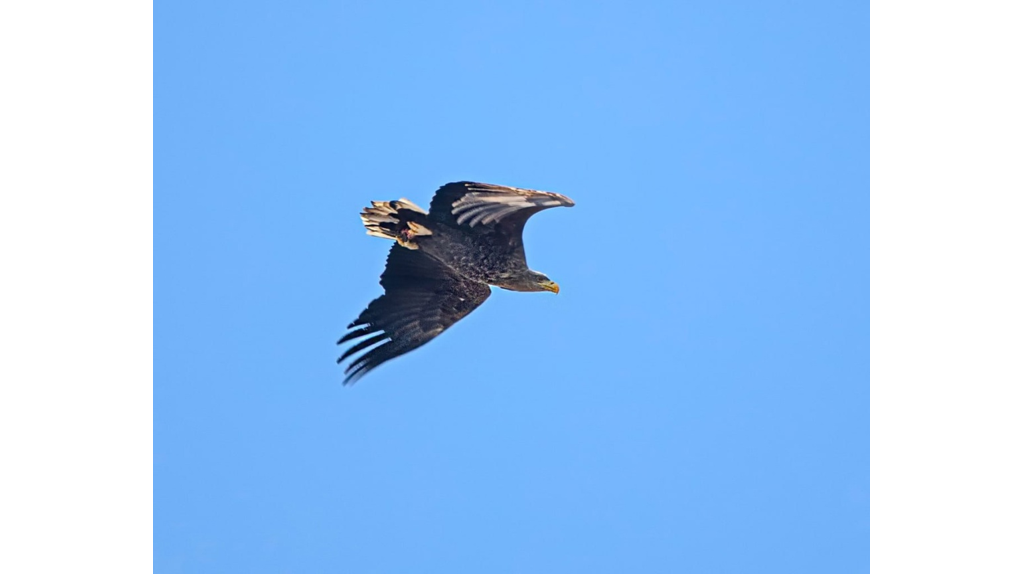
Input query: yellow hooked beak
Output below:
<box><xmin>539</xmin><ymin>280</ymin><xmax>560</xmax><ymax>294</ymax></box>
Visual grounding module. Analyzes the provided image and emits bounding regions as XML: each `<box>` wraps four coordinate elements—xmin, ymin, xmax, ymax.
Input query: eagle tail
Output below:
<box><xmin>359</xmin><ymin>199</ymin><xmax>432</xmax><ymax>249</ymax></box>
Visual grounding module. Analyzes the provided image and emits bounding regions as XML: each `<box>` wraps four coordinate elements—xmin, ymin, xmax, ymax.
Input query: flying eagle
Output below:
<box><xmin>338</xmin><ymin>181</ymin><xmax>575</xmax><ymax>384</ymax></box>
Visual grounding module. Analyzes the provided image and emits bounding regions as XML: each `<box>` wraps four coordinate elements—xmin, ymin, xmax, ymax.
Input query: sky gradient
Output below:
<box><xmin>156</xmin><ymin>1</ymin><xmax>868</xmax><ymax>572</ymax></box>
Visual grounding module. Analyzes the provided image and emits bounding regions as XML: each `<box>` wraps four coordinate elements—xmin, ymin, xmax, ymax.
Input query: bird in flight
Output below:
<box><xmin>338</xmin><ymin>181</ymin><xmax>575</xmax><ymax>384</ymax></box>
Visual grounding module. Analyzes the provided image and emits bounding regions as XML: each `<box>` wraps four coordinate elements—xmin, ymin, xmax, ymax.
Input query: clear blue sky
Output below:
<box><xmin>156</xmin><ymin>1</ymin><xmax>867</xmax><ymax>572</ymax></box>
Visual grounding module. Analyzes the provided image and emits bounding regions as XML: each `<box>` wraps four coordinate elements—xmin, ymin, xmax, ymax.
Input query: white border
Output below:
<box><xmin>872</xmin><ymin>1</ymin><xmax>1024</xmax><ymax>572</ymax></box>
<box><xmin>4</xmin><ymin>1</ymin><xmax>1024</xmax><ymax>572</ymax></box>
<box><xmin>0</xmin><ymin>2</ymin><xmax>152</xmax><ymax>572</ymax></box>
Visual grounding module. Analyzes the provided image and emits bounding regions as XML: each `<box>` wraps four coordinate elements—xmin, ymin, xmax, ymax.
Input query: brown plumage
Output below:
<box><xmin>338</xmin><ymin>181</ymin><xmax>575</xmax><ymax>384</ymax></box>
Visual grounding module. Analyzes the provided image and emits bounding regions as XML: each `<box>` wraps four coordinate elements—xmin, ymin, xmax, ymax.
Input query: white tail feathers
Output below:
<box><xmin>359</xmin><ymin>199</ymin><xmax>430</xmax><ymax>247</ymax></box>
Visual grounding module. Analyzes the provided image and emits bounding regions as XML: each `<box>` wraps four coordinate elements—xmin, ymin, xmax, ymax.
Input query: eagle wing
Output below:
<box><xmin>427</xmin><ymin>181</ymin><xmax>575</xmax><ymax>239</ymax></box>
<box><xmin>338</xmin><ymin>244</ymin><xmax>491</xmax><ymax>384</ymax></box>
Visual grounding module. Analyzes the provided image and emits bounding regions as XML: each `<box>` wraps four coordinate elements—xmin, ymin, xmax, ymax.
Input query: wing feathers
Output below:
<box><xmin>338</xmin><ymin>332</ymin><xmax>389</xmax><ymax>363</ymax></box>
<box><xmin>428</xmin><ymin>181</ymin><xmax>575</xmax><ymax>231</ymax></box>
<box><xmin>451</xmin><ymin>191</ymin><xmax>573</xmax><ymax>227</ymax></box>
<box><xmin>338</xmin><ymin>245</ymin><xmax>491</xmax><ymax>384</ymax></box>
<box><xmin>338</xmin><ymin>325</ymin><xmax>374</xmax><ymax>344</ymax></box>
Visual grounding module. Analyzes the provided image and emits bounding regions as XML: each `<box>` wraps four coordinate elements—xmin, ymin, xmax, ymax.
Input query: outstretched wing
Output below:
<box><xmin>427</xmin><ymin>182</ymin><xmax>575</xmax><ymax>238</ymax></box>
<box><xmin>338</xmin><ymin>244</ymin><xmax>491</xmax><ymax>384</ymax></box>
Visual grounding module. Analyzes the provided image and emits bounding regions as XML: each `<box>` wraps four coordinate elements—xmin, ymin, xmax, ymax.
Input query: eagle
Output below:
<box><xmin>338</xmin><ymin>181</ymin><xmax>575</xmax><ymax>384</ymax></box>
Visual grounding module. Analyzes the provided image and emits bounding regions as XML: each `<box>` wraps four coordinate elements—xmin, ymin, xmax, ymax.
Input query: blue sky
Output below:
<box><xmin>156</xmin><ymin>1</ymin><xmax>867</xmax><ymax>572</ymax></box>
